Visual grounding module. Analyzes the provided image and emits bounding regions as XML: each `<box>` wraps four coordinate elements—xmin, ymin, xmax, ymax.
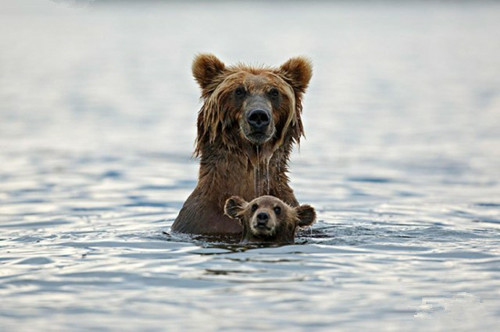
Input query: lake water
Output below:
<box><xmin>1</xmin><ymin>0</ymin><xmax>499</xmax><ymax>330</ymax></box>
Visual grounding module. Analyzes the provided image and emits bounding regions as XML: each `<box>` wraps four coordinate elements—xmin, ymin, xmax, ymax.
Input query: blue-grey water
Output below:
<box><xmin>1</xmin><ymin>1</ymin><xmax>500</xmax><ymax>331</ymax></box>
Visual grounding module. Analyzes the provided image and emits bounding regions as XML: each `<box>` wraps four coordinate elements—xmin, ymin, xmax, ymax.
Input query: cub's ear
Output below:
<box><xmin>278</xmin><ymin>56</ymin><xmax>312</xmax><ymax>94</ymax></box>
<box><xmin>224</xmin><ymin>196</ymin><xmax>248</xmax><ymax>220</ymax></box>
<box><xmin>192</xmin><ymin>53</ymin><xmax>226</xmax><ymax>92</ymax></box>
<box><xmin>296</xmin><ymin>204</ymin><xmax>316</xmax><ymax>228</ymax></box>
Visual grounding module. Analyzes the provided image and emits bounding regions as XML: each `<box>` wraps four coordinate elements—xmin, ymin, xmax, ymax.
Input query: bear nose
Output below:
<box><xmin>247</xmin><ymin>109</ymin><xmax>270</xmax><ymax>130</ymax></box>
<box><xmin>256</xmin><ymin>212</ymin><xmax>269</xmax><ymax>226</ymax></box>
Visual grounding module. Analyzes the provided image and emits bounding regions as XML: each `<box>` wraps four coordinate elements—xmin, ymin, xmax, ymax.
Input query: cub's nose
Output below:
<box><xmin>256</xmin><ymin>212</ymin><xmax>269</xmax><ymax>227</ymax></box>
<box><xmin>247</xmin><ymin>109</ymin><xmax>270</xmax><ymax>130</ymax></box>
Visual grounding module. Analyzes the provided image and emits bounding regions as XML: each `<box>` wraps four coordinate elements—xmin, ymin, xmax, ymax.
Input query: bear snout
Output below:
<box><xmin>247</xmin><ymin>109</ymin><xmax>271</xmax><ymax>131</ymax></box>
<box><xmin>256</xmin><ymin>211</ymin><xmax>270</xmax><ymax>227</ymax></box>
<box><xmin>240</xmin><ymin>94</ymin><xmax>275</xmax><ymax>144</ymax></box>
<box><xmin>244</xmin><ymin>108</ymin><xmax>274</xmax><ymax>144</ymax></box>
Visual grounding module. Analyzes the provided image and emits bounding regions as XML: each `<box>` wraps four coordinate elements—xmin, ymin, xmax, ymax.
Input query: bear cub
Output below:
<box><xmin>224</xmin><ymin>195</ymin><xmax>316</xmax><ymax>244</ymax></box>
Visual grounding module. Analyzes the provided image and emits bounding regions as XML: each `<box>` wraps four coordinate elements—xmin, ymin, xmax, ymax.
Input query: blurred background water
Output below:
<box><xmin>1</xmin><ymin>0</ymin><xmax>499</xmax><ymax>331</ymax></box>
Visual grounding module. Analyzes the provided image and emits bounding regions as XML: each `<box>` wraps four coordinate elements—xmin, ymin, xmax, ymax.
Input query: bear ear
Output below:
<box><xmin>224</xmin><ymin>196</ymin><xmax>248</xmax><ymax>220</ymax></box>
<box><xmin>192</xmin><ymin>53</ymin><xmax>226</xmax><ymax>92</ymax></box>
<box><xmin>278</xmin><ymin>57</ymin><xmax>312</xmax><ymax>94</ymax></box>
<box><xmin>295</xmin><ymin>204</ymin><xmax>316</xmax><ymax>228</ymax></box>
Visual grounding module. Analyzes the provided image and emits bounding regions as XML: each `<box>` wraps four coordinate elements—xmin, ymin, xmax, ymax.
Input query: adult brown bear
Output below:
<box><xmin>171</xmin><ymin>54</ymin><xmax>312</xmax><ymax>237</ymax></box>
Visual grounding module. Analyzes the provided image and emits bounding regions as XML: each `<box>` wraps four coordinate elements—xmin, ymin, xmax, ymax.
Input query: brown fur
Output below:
<box><xmin>171</xmin><ymin>54</ymin><xmax>312</xmax><ymax>236</ymax></box>
<box><xmin>224</xmin><ymin>195</ymin><xmax>316</xmax><ymax>244</ymax></box>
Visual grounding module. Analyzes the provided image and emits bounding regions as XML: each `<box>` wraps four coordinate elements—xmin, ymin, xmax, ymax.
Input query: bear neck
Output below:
<box><xmin>196</xmin><ymin>136</ymin><xmax>295</xmax><ymax>209</ymax></box>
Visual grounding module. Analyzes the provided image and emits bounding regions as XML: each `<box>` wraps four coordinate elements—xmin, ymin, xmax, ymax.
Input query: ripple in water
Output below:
<box><xmin>1</xmin><ymin>1</ymin><xmax>500</xmax><ymax>331</ymax></box>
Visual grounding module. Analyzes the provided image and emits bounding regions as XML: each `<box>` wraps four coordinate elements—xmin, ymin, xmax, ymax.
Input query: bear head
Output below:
<box><xmin>192</xmin><ymin>54</ymin><xmax>312</xmax><ymax>155</ymax></box>
<box><xmin>224</xmin><ymin>195</ymin><xmax>316</xmax><ymax>244</ymax></box>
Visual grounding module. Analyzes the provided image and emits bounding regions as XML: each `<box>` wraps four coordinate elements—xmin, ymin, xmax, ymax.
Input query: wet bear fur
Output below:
<box><xmin>172</xmin><ymin>54</ymin><xmax>312</xmax><ymax>237</ymax></box>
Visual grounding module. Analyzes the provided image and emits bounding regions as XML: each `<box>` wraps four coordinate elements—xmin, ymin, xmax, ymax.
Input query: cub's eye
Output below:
<box><xmin>251</xmin><ymin>204</ymin><xmax>258</xmax><ymax>212</ymax></box>
<box><xmin>235</xmin><ymin>87</ymin><xmax>246</xmax><ymax>98</ymax></box>
<box><xmin>269</xmin><ymin>88</ymin><xmax>280</xmax><ymax>98</ymax></box>
<box><xmin>273</xmin><ymin>206</ymin><xmax>281</xmax><ymax>215</ymax></box>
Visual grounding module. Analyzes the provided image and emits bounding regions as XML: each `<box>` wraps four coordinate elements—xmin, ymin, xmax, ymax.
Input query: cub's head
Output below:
<box><xmin>192</xmin><ymin>54</ymin><xmax>312</xmax><ymax>154</ymax></box>
<box><xmin>224</xmin><ymin>195</ymin><xmax>316</xmax><ymax>244</ymax></box>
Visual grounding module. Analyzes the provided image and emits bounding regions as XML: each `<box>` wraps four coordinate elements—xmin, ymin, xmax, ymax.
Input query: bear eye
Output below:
<box><xmin>235</xmin><ymin>87</ymin><xmax>246</xmax><ymax>98</ymax></box>
<box><xmin>251</xmin><ymin>204</ymin><xmax>258</xmax><ymax>212</ymax></box>
<box><xmin>269</xmin><ymin>88</ymin><xmax>280</xmax><ymax>99</ymax></box>
<box><xmin>273</xmin><ymin>206</ymin><xmax>281</xmax><ymax>215</ymax></box>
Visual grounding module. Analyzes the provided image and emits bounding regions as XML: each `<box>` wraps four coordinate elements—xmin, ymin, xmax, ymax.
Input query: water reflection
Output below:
<box><xmin>1</xmin><ymin>0</ymin><xmax>500</xmax><ymax>331</ymax></box>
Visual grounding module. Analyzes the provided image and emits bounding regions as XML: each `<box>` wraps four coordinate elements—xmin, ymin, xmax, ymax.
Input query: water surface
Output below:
<box><xmin>1</xmin><ymin>1</ymin><xmax>499</xmax><ymax>331</ymax></box>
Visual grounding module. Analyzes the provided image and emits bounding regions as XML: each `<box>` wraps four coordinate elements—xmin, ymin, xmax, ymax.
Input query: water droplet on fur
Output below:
<box><xmin>265</xmin><ymin>156</ymin><xmax>271</xmax><ymax>195</ymax></box>
<box><xmin>254</xmin><ymin>145</ymin><xmax>260</xmax><ymax>196</ymax></box>
<box><xmin>254</xmin><ymin>167</ymin><xmax>259</xmax><ymax>196</ymax></box>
